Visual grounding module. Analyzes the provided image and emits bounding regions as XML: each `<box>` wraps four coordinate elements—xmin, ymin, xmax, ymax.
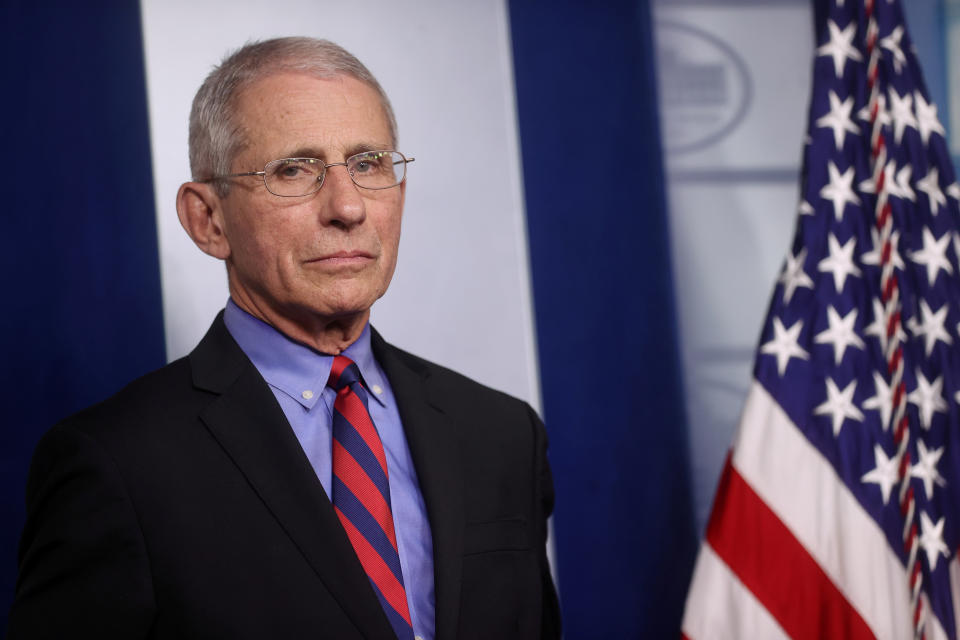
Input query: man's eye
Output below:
<box><xmin>271</xmin><ymin>160</ymin><xmax>317</xmax><ymax>180</ymax></box>
<box><xmin>351</xmin><ymin>153</ymin><xmax>387</xmax><ymax>175</ymax></box>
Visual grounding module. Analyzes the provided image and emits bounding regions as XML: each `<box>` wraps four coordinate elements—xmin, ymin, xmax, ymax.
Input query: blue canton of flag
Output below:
<box><xmin>683</xmin><ymin>1</ymin><xmax>960</xmax><ymax>638</ymax></box>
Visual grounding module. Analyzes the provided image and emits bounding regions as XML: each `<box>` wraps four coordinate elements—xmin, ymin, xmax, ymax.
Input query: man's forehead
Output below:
<box><xmin>233</xmin><ymin>72</ymin><xmax>393</xmax><ymax>163</ymax></box>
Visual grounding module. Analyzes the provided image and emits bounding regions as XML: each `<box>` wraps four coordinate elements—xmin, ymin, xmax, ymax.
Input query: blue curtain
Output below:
<box><xmin>0</xmin><ymin>1</ymin><xmax>165</xmax><ymax>627</ymax></box>
<box><xmin>508</xmin><ymin>1</ymin><xmax>698</xmax><ymax>636</ymax></box>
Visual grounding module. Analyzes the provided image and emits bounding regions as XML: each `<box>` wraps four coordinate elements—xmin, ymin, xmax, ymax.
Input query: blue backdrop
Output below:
<box><xmin>0</xmin><ymin>1</ymin><xmax>165</xmax><ymax>631</ymax></box>
<box><xmin>508</xmin><ymin>1</ymin><xmax>698</xmax><ymax>636</ymax></box>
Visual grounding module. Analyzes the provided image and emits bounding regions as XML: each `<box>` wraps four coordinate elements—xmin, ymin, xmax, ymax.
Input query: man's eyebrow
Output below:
<box><xmin>280</xmin><ymin>143</ymin><xmax>393</xmax><ymax>160</ymax></box>
<box><xmin>282</xmin><ymin>146</ymin><xmax>326</xmax><ymax>160</ymax></box>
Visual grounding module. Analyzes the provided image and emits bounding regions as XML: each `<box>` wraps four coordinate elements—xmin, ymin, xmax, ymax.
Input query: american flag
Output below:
<box><xmin>681</xmin><ymin>1</ymin><xmax>960</xmax><ymax>638</ymax></box>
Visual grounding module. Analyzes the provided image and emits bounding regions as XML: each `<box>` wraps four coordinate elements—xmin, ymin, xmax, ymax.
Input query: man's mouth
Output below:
<box><xmin>308</xmin><ymin>250</ymin><xmax>375</xmax><ymax>268</ymax></box>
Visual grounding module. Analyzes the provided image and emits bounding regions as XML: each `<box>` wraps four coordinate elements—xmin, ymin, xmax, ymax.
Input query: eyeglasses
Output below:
<box><xmin>204</xmin><ymin>150</ymin><xmax>414</xmax><ymax>197</ymax></box>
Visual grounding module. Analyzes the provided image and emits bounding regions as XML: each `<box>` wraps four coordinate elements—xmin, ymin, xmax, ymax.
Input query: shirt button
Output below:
<box><xmin>301</xmin><ymin>390</ymin><xmax>314</xmax><ymax>400</ymax></box>
<box><xmin>372</xmin><ymin>384</ymin><xmax>383</xmax><ymax>395</ymax></box>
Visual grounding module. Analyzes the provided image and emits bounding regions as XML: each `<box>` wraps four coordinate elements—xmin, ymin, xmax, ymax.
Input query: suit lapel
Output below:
<box><xmin>189</xmin><ymin>315</ymin><xmax>397</xmax><ymax>640</ymax></box>
<box><xmin>372</xmin><ymin>330</ymin><xmax>465</xmax><ymax>640</ymax></box>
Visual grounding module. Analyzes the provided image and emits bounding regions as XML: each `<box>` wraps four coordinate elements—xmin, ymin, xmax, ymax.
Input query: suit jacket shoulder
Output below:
<box><xmin>373</xmin><ymin>329</ymin><xmax>540</xmax><ymax>423</ymax></box>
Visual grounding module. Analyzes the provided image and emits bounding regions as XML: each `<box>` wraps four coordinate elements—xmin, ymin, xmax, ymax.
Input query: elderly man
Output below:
<box><xmin>8</xmin><ymin>37</ymin><xmax>560</xmax><ymax>640</ymax></box>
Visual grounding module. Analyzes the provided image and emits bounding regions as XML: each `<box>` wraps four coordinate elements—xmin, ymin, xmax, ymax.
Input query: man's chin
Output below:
<box><xmin>292</xmin><ymin>295</ymin><xmax>376</xmax><ymax>324</ymax></box>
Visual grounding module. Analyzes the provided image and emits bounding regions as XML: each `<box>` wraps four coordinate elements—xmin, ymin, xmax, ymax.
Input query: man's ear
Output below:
<box><xmin>176</xmin><ymin>182</ymin><xmax>231</xmax><ymax>260</ymax></box>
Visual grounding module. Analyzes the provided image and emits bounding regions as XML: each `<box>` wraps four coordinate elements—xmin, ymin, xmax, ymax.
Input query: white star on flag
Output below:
<box><xmin>914</xmin><ymin>92</ymin><xmax>946</xmax><ymax>145</ymax></box>
<box><xmin>779</xmin><ymin>247</ymin><xmax>814</xmax><ymax>303</ymax></box>
<box><xmin>816</xmin><ymin>20</ymin><xmax>863</xmax><ymax>78</ymax></box>
<box><xmin>819</xmin><ymin>162</ymin><xmax>860</xmax><ymax>220</ymax></box>
<box><xmin>861</xmin><ymin>227</ymin><xmax>904</xmax><ymax>269</ymax></box>
<box><xmin>916</xmin><ymin>167</ymin><xmax>946</xmax><ymax>216</ymax></box>
<box><xmin>910</xmin><ymin>440</ymin><xmax>946</xmax><ymax>500</ymax></box>
<box><xmin>889</xmin><ymin>89</ymin><xmax>918</xmax><ymax>143</ymax></box>
<box><xmin>814</xmin><ymin>377</ymin><xmax>863</xmax><ymax>436</ymax></box>
<box><xmin>861</xmin><ymin>443</ymin><xmax>899</xmax><ymax>504</ymax></box>
<box><xmin>814</xmin><ymin>306</ymin><xmax>864</xmax><ymax>365</ymax></box>
<box><xmin>918</xmin><ymin>512</ymin><xmax>949</xmax><ymax>571</ymax></box>
<box><xmin>862</xmin><ymin>161</ymin><xmax>916</xmax><ymax>200</ymax></box>
<box><xmin>880</xmin><ymin>25</ymin><xmax>907</xmax><ymax>73</ymax></box>
<box><xmin>816</xmin><ymin>91</ymin><xmax>860</xmax><ymax>150</ymax></box>
<box><xmin>947</xmin><ymin>182</ymin><xmax>960</xmax><ymax>200</ymax></box>
<box><xmin>885</xmin><ymin>161</ymin><xmax>915</xmax><ymax>201</ymax></box>
<box><xmin>818</xmin><ymin>234</ymin><xmax>861</xmax><ymax>292</ymax></box>
<box><xmin>910</xmin><ymin>227</ymin><xmax>953</xmax><ymax>286</ymax></box>
<box><xmin>798</xmin><ymin>200</ymin><xmax>815</xmax><ymax>216</ymax></box>
<box><xmin>862</xmin><ymin>371</ymin><xmax>895</xmax><ymax>431</ymax></box>
<box><xmin>907</xmin><ymin>300</ymin><xmax>952</xmax><ymax>356</ymax></box>
<box><xmin>760</xmin><ymin>317</ymin><xmax>809</xmax><ymax>376</ymax></box>
<box><xmin>907</xmin><ymin>370</ymin><xmax>948</xmax><ymax>430</ymax></box>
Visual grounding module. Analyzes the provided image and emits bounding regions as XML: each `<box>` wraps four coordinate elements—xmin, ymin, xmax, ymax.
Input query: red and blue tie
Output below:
<box><xmin>328</xmin><ymin>355</ymin><xmax>414</xmax><ymax>640</ymax></box>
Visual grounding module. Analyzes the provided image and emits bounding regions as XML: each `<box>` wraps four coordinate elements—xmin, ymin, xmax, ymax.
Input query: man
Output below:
<box><xmin>8</xmin><ymin>37</ymin><xmax>560</xmax><ymax>639</ymax></box>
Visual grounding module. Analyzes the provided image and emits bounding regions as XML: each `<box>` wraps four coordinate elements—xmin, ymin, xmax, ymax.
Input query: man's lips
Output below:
<box><xmin>307</xmin><ymin>250</ymin><xmax>375</xmax><ymax>267</ymax></box>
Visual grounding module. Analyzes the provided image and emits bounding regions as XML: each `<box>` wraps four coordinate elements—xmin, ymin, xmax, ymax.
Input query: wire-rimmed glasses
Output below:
<box><xmin>204</xmin><ymin>150</ymin><xmax>414</xmax><ymax>197</ymax></box>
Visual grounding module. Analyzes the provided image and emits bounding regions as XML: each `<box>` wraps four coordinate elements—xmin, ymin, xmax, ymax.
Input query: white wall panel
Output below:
<box><xmin>140</xmin><ymin>0</ymin><xmax>541</xmax><ymax>409</ymax></box>
<box><xmin>653</xmin><ymin>1</ymin><xmax>814</xmax><ymax>530</ymax></box>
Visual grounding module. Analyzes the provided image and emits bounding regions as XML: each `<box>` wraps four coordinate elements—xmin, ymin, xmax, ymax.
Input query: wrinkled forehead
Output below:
<box><xmin>231</xmin><ymin>71</ymin><xmax>394</xmax><ymax>165</ymax></box>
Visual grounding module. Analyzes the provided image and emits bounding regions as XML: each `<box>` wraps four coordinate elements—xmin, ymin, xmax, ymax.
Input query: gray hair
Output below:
<box><xmin>188</xmin><ymin>37</ymin><xmax>398</xmax><ymax>193</ymax></box>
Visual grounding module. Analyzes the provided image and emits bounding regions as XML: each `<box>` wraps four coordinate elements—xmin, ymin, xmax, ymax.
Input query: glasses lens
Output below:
<box><xmin>347</xmin><ymin>151</ymin><xmax>406</xmax><ymax>190</ymax></box>
<box><xmin>264</xmin><ymin>158</ymin><xmax>324</xmax><ymax>196</ymax></box>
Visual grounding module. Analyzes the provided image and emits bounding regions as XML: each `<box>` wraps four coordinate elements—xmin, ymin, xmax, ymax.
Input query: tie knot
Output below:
<box><xmin>327</xmin><ymin>354</ymin><xmax>362</xmax><ymax>392</ymax></box>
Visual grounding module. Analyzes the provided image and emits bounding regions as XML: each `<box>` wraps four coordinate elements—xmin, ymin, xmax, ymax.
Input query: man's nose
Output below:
<box><xmin>319</xmin><ymin>164</ymin><xmax>366</xmax><ymax>227</ymax></box>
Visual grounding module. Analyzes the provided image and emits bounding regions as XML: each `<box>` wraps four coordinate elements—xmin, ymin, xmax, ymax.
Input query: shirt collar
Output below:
<box><xmin>223</xmin><ymin>299</ymin><xmax>388</xmax><ymax>410</ymax></box>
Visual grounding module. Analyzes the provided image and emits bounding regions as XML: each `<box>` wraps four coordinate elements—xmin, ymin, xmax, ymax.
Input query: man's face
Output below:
<box><xmin>218</xmin><ymin>72</ymin><xmax>403</xmax><ymax>333</ymax></box>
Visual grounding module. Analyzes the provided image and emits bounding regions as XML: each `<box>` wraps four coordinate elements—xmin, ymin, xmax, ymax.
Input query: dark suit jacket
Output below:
<box><xmin>8</xmin><ymin>315</ymin><xmax>560</xmax><ymax>639</ymax></box>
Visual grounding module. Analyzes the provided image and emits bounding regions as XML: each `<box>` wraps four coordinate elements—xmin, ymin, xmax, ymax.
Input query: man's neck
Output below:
<box><xmin>229</xmin><ymin>291</ymin><xmax>368</xmax><ymax>355</ymax></box>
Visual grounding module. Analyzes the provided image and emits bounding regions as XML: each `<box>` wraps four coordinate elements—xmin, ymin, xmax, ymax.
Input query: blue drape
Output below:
<box><xmin>0</xmin><ymin>1</ymin><xmax>165</xmax><ymax>627</ymax></box>
<box><xmin>508</xmin><ymin>1</ymin><xmax>698</xmax><ymax>636</ymax></box>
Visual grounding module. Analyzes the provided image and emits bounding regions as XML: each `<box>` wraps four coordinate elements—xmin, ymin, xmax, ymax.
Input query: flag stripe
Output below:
<box><xmin>708</xmin><ymin>456</ymin><xmax>874</xmax><ymax>639</ymax></box>
<box><xmin>925</xmin><ymin>589</ymin><xmax>952</xmax><ymax>640</ymax></box>
<box><xmin>735</xmin><ymin>381</ymin><xmax>912</xmax><ymax>637</ymax></box>
<box><xmin>682</xmin><ymin>543</ymin><xmax>790</xmax><ymax>640</ymax></box>
<box><xmin>950</xmin><ymin>558</ymin><xmax>960</xmax><ymax>638</ymax></box>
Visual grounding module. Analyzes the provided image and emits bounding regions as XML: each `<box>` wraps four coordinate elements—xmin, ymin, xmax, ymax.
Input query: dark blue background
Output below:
<box><xmin>508</xmin><ymin>1</ymin><xmax>698</xmax><ymax>636</ymax></box>
<box><xmin>0</xmin><ymin>1</ymin><xmax>165</xmax><ymax>631</ymax></box>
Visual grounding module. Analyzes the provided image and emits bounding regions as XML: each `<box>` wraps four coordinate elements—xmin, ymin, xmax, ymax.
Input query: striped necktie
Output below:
<box><xmin>328</xmin><ymin>355</ymin><xmax>414</xmax><ymax>640</ymax></box>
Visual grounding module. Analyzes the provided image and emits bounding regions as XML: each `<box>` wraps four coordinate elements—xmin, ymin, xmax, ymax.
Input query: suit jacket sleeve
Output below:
<box><xmin>8</xmin><ymin>422</ymin><xmax>155</xmax><ymax>639</ymax></box>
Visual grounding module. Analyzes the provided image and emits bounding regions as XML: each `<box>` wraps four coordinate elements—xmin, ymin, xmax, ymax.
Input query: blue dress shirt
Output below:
<box><xmin>224</xmin><ymin>300</ymin><xmax>435</xmax><ymax>640</ymax></box>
